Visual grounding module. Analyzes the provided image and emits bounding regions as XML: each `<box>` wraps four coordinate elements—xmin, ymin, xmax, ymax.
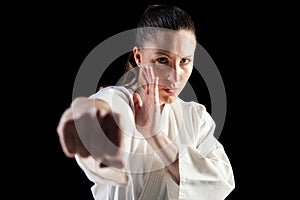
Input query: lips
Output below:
<box><xmin>162</xmin><ymin>87</ymin><xmax>178</xmax><ymax>94</ymax></box>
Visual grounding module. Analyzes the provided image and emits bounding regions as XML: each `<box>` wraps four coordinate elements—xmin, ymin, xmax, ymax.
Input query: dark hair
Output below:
<box><xmin>121</xmin><ymin>4</ymin><xmax>196</xmax><ymax>87</ymax></box>
<box><xmin>136</xmin><ymin>4</ymin><xmax>195</xmax><ymax>47</ymax></box>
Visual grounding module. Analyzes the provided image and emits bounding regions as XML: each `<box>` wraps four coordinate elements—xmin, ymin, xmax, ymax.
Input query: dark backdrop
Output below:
<box><xmin>6</xmin><ymin>0</ymin><xmax>287</xmax><ymax>199</ymax></box>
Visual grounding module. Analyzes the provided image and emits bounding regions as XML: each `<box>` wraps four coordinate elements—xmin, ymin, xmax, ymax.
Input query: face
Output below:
<box><xmin>134</xmin><ymin>29</ymin><xmax>196</xmax><ymax>105</ymax></box>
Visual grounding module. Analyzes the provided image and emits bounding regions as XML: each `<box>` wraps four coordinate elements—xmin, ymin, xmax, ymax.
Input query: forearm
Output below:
<box><xmin>146</xmin><ymin>133</ymin><xmax>180</xmax><ymax>184</ymax></box>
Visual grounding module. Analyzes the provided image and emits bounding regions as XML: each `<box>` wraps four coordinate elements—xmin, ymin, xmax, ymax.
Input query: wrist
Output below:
<box><xmin>145</xmin><ymin>132</ymin><xmax>169</xmax><ymax>149</ymax></box>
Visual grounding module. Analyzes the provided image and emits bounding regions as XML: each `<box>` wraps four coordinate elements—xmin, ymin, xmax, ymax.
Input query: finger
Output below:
<box><xmin>141</xmin><ymin>65</ymin><xmax>151</xmax><ymax>83</ymax></box>
<box><xmin>57</xmin><ymin>108</ymin><xmax>91</xmax><ymax>158</ymax></box>
<box><xmin>149</xmin><ymin>65</ymin><xmax>155</xmax><ymax>80</ymax></box>
<box><xmin>58</xmin><ymin>120</ymin><xmax>77</xmax><ymax>158</ymax></box>
<box><xmin>154</xmin><ymin>77</ymin><xmax>159</xmax><ymax>104</ymax></box>
<box><xmin>148</xmin><ymin>66</ymin><xmax>156</xmax><ymax>100</ymax></box>
<box><xmin>57</xmin><ymin>108</ymin><xmax>73</xmax><ymax>135</ymax></box>
<box><xmin>145</xmin><ymin>65</ymin><xmax>155</xmax><ymax>97</ymax></box>
<box><xmin>101</xmin><ymin>113</ymin><xmax>124</xmax><ymax>149</ymax></box>
<box><xmin>57</xmin><ymin>108</ymin><xmax>76</xmax><ymax>157</ymax></box>
<box><xmin>75</xmin><ymin>132</ymin><xmax>91</xmax><ymax>158</ymax></box>
<box><xmin>133</xmin><ymin>92</ymin><xmax>143</xmax><ymax>108</ymax></box>
<box><xmin>146</xmin><ymin>65</ymin><xmax>155</xmax><ymax>86</ymax></box>
<box><xmin>142</xmin><ymin>68</ymin><xmax>149</xmax><ymax>95</ymax></box>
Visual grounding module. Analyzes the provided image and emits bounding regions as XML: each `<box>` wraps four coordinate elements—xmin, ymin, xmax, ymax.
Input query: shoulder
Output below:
<box><xmin>173</xmin><ymin>98</ymin><xmax>216</xmax><ymax>132</ymax></box>
<box><xmin>175</xmin><ymin>98</ymin><xmax>217</xmax><ymax>144</ymax></box>
<box><xmin>173</xmin><ymin>98</ymin><xmax>210</xmax><ymax>120</ymax></box>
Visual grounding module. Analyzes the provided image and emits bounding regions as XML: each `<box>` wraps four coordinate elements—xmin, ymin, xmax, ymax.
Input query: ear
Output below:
<box><xmin>133</xmin><ymin>47</ymin><xmax>142</xmax><ymax>67</ymax></box>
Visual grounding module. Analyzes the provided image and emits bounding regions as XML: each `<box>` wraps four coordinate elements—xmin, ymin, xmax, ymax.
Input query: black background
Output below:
<box><xmin>5</xmin><ymin>0</ymin><xmax>293</xmax><ymax>199</ymax></box>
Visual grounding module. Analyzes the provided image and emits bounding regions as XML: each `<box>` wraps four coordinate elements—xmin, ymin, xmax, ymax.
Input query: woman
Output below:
<box><xmin>57</xmin><ymin>4</ymin><xmax>235</xmax><ymax>200</ymax></box>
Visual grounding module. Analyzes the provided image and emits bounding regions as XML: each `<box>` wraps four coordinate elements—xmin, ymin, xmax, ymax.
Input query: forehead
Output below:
<box><xmin>142</xmin><ymin>29</ymin><xmax>196</xmax><ymax>57</ymax></box>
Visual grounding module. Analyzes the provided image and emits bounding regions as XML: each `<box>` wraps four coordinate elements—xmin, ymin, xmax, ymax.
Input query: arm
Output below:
<box><xmin>176</xmin><ymin>109</ymin><xmax>235</xmax><ymax>200</ymax></box>
<box><xmin>146</xmin><ymin>132</ymin><xmax>180</xmax><ymax>184</ymax></box>
<box><xmin>134</xmin><ymin>103</ymin><xmax>235</xmax><ymax>198</ymax></box>
<box><xmin>133</xmin><ymin>65</ymin><xmax>180</xmax><ymax>183</ymax></box>
<box><xmin>132</xmin><ymin>65</ymin><xmax>234</xmax><ymax>198</ymax></box>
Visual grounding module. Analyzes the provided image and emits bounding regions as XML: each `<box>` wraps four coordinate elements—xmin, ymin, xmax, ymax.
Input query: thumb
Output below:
<box><xmin>133</xmin><ymin>92</ymin><xmax>142</xmax><ymax>108</ymax></box>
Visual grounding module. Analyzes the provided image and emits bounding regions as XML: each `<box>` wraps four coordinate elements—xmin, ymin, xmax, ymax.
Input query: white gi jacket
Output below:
<box><xmin>75</xmin><ymin>86</ymin><xmax>235</xmax><ymax>200</ymax></box>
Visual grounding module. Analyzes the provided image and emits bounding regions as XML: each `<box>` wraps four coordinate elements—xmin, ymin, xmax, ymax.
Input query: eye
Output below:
<box><xmin>180</xmin><ymin>58</ymin><xmax>191</xmax><ymax>65</ymax></box>
<box><xmin>156</xmin><ymin>57</ymin><xmax>168</xmax><ymax>64</ymax></box>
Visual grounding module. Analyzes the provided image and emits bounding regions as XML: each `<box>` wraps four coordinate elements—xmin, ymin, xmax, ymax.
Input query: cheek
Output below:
<box><xmin>180</xmin><ymin>67</ymin><xmax>193</xmax><ymax>80</ymax></box>
<box><xmin>152</xmin><ymin>67</ymin><xmax>167</xmax><ymax>79</ymax></box>
<box><xmin>182</xmin><ymin>72</ymin><xmax>190</xmax><ymax>80</ymax></box>
<box><xmin>155</xmin><ymin>70</ymin><xmax>166</xmax><ymax>80</ymax></box>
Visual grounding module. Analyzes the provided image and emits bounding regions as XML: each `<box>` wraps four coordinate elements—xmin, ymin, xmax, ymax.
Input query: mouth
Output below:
<box><xmin>162</xmin><ymin>87</ymin><xmax>178</xmax><ymax>94</ymax></box>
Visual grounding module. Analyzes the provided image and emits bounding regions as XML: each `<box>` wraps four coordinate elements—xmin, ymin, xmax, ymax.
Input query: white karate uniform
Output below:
<box><xmin>75</xmin><ymin>86</ymin><xmax>235</xmax><ymax>200</ymax></box>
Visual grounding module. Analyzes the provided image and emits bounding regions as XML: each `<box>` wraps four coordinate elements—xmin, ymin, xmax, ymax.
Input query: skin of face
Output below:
<box><xmin>134</xmin><ymin>29</ymin><xmax>196</xmax><ymax>105</ymax></box>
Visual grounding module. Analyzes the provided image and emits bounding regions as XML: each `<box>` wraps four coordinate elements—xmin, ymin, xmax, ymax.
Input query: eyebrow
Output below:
<box><xmin>154</xmin><ymin>51</ymin><xmax>193</xmax><ymax>59</ymax></box>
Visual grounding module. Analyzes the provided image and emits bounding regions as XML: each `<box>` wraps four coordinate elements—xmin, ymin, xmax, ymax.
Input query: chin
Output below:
<box><xmin>160</xmin><ymin>95</ymin><xmax>177</xmax><ymax>105</ymax></box>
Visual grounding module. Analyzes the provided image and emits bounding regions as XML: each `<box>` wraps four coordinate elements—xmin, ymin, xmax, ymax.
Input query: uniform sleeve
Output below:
<box><xmin>74</xmin><ymin>86</ymin><xmax>136</xmax><ymax>187</ymax></box>
<box><xmin>177</xmin><ymin>107</ymin><xmax>235</xmax><ymax>200</ymax></box>
<box><xmin>75</xmin><ymin>155</ymin><xmax>129</xmax><ymax>186</ymax></box>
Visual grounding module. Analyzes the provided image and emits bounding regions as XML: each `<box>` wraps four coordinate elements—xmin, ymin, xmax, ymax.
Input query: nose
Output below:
<box><xmin>166</xmin><ymin>62</ymin><xmax>181</xmax><ymax>82</ymax></box>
